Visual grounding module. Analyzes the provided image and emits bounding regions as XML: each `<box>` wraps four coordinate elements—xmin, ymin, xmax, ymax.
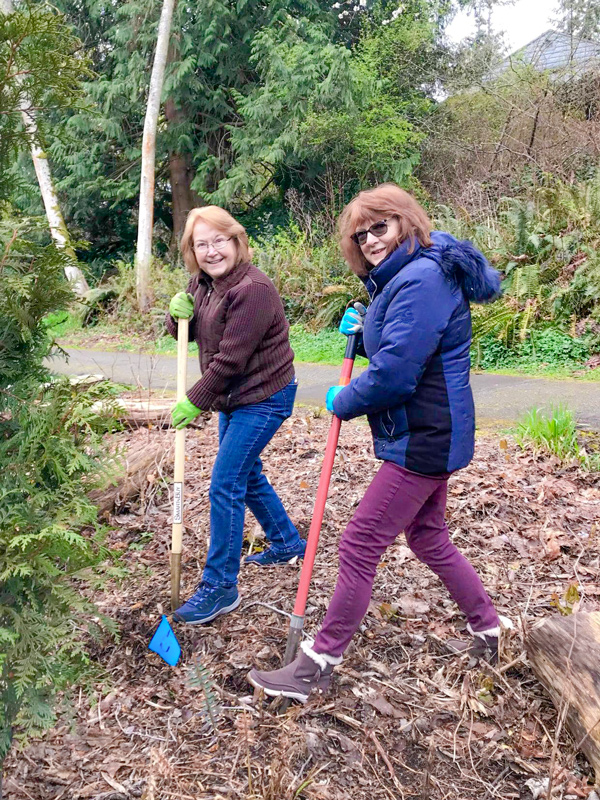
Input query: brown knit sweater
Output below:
<box><xmin>165</xmin><ymin>261</ymin><xmax>295</xmax><ymax>411</ymax></box>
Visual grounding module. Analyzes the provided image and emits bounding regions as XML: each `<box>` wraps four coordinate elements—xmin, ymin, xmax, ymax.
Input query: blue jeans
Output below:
<box><xmin>202</xmin><ymin>379</ymin><xmax>301</xmax><ymax>588</ymax></box>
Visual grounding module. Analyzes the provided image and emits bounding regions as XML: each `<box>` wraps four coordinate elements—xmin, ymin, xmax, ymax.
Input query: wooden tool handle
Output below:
<box><xmin>171</xmin><ymin>316</ymin><xmax>189</xmax><ymax>610</ymax></box>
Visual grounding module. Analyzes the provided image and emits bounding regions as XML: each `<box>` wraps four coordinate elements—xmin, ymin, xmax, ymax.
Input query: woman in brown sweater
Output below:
<box><xmin>166</xmin><ymin>206</ymin><xmax>305</xmax><ymax>624</ymax></box>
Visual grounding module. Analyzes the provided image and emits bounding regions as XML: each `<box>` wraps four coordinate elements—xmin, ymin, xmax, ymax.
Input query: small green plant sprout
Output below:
<box><xmin>515</xmin><ymin>404</ymin><xmax>581</xmax><ymax>461</ymax></box>
<box><xmin>128</xmin><ymin>530</ymin><xmax>154</xmax><ymax>551</ymax></box>
<box><xmin>463</xmin><ymin>673</ymin><xmax>495</xmax><ymax>715</ymax></box>
<box><xmin>187</xmin><ymin>658</ymin><xmax>221</xmax><ymax>734</ymax></box>
<box><xmin>550</xmin><ymin>583</ymin><xmax>581</xmax><ymax>616</ymax></box>
<box><xmin>476</xmin><ymin>674</ymin><xmax>496</xmax><ymax>711</ymax></box>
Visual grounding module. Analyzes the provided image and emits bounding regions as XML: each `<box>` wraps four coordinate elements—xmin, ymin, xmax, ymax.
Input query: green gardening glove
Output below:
<box><xmin>169</xmin><ymin>292</ymin><xmax>195</xmax><ymax>320</ymax></box>
<box><xmin>171</xmin><ymin>396</ymin><xmax>202</xmax><ymax>429</ymax></box>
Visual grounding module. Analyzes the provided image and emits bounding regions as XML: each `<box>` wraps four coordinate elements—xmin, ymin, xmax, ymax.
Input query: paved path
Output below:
<box><xmin>46</xmin><ymin>348</ymin><xmax>600</xmax><ymax>429</ymax></box>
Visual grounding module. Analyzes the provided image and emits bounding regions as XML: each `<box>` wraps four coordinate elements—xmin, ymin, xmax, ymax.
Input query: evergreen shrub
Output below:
<box><xmin>0</xmin><ymin>221</ymin><xmax>116</xmax><ymax>777</ymax></box>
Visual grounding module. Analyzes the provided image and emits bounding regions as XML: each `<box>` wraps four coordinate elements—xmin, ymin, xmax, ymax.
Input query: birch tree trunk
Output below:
<box><xmin>1</xmin><ymin>0</ymin><xmax>90</xmax><ymax>296</ymax></box>
<box><xmin>135</xmin><ymin>0</ymin><xmax>176</xmax><ymax>312</ymax></box>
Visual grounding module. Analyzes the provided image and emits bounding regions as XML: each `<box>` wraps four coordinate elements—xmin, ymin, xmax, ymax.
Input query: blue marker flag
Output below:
<box><xmin>149</xmin><ymin>615</ymin><xmax>181</xmax><ymax>666</ymax></box>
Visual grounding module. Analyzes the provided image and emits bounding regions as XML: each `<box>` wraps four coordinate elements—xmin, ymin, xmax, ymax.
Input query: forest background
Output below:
<box><xmin>5</xmin><ymin>0</ymin><xmax>600</xmax><ymax>376</ymax></box>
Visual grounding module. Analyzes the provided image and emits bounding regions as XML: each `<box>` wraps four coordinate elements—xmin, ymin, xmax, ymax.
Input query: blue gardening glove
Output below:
<box><xmin>326</xmin><ymin>385</ymin><xmax>344</xmax><ymax>413</ymax></box>
<box><xmin>339</xmin><ymin>302</ymin><xmax>367</xmax><ymax>336</ymax></box>
<box><xmin>169</xmin><ymin>292</ymin><xmax>195</xmax><ymax>320</ymax></box>
<box><xmin>172</xmin><ymin>396</ymin><xmax>202</xmax><ymax>429</ymax></box>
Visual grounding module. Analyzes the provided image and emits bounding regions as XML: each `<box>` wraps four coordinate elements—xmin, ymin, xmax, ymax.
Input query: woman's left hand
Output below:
<box><xmin>172</xmin><ymin>396</ymin><xmax>202</xmax><ymax>429</ymax></box>
<box><xmin>339</xmin><ymin>302</ymin><xmax>367</xmax><ymax>335</ymax></box>
<box><xmin>325</xmin><ymin>385</ymin><xmax>344</xmax><ymax>413</ymax></box>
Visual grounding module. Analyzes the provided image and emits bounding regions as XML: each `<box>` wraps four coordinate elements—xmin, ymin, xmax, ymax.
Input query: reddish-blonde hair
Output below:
<box><xmin>180</xmin><ymin>206</ymin><xmax>251</xmax><ymax>274</ymax></box>
<box><xmin>338</xmin><ymin>184</ymin><xmax>433</xmax><ymax>276</ymax></box>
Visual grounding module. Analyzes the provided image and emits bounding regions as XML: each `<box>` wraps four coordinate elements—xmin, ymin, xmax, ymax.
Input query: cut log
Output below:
<box><xmin>89</xmin><ymin>438</ymin><xmax>174</xmax><ymax>516</ymax></box>
<box><xmin>116</xmin><ymin>399</ymin><xmax>174</xmax><ymax>430</ymax></box>
<box><xmin>92</xmin><ymin>396</ymin><xmax>212</xmax><ymax>430</ymax></box>
<box><xmin>526</xmin><ymin>612</ymin><xmax>600</xmax><ymax>779</ymax></box>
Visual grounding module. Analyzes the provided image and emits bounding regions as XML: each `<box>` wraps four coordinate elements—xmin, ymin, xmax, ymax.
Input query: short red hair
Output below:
<box><xmin>338</xmin><ymin>184</ymin><xmax>433</xmax><ymax>276</ymax></box>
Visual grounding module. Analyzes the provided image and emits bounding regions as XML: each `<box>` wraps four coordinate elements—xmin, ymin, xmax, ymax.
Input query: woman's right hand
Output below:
<box><xmin>169</xmin><ymin>292</ymin><xmax>195</xmax><ymax>319</ymax></box>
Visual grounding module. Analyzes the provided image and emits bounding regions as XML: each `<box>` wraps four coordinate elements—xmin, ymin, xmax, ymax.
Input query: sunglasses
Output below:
<box><xmin>351</xmin><ymin>219</ymin><xmax>389</xmax><ymax>246</ymax></box>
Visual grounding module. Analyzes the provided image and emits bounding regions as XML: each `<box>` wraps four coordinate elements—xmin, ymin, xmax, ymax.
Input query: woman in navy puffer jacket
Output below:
<box><xmin>249</xmin><ymin>184</ymin><xmax>511</xmax><ymax>703</ymax></box>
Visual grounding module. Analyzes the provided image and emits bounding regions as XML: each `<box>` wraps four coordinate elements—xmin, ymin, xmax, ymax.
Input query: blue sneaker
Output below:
<box><xmin>173</xmin><ymin>584</ymin><xmax>241</xmax><ymax>625</ymax></box>
<box><xmin>245</xmin><ymin>538</ymin><xmax>306</xmax><ymax>567</ymax></box>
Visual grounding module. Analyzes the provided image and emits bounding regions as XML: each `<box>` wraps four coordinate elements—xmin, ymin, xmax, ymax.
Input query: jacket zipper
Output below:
<box><xmin>366</xmin><ymin>276</ymin><xmax>376</xmax><ymax>300</ymax></box>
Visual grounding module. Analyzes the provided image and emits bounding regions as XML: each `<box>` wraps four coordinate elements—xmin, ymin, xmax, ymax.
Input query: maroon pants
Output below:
<box><xmin>314</xmin><ymin>461</ymin><xmax>499</xmax><ymax>657</ymax></box>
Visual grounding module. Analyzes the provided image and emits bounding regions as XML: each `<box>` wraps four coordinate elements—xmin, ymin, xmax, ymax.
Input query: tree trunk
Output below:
<box><xmin>135</xmin><ymin>0</ymin><xmax>177</xmax><ymax>312</ymax></box>
<box><xmin>1</xmin><ymin>0</ymin><xmax>89</xmax><ymax>296</ymax></box>
<box><xmin>165</xmin><ymin>97</ymin><xmax>202</xmax><ymax>243</ymax></box>
<box><xmin>526</xmin><ymin>612</ymin><xmax>600</xmax><ymax>778</ymax></box>
<box><xmin>169</xmin><ymin>151</ymin><xmax>200</xmax><ymax>241</ymax></box>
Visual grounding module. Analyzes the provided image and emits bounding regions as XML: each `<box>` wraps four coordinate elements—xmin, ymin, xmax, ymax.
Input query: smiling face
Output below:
<box><xmin>192</xmin><ymin>220</ymin><xmax>238</xmax><ymax>279</ymax></box>
<box><xmin>355</xmin><ymin>216</ymin><xmax>401</xmax><ymax>268</ymax></box>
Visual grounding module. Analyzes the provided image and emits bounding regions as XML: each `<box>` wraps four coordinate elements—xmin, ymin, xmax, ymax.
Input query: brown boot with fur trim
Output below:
<box><xmin>247</xmin><ymin>641</ymin><xmax>342</xmax><ymax>703</ymax></box>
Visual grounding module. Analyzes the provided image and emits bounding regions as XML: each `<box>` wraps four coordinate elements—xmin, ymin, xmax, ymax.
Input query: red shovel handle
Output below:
<box><xmin>283</xmin><ymin>334</ymin><xmax>359</xmax><ymax>664</ymax></box>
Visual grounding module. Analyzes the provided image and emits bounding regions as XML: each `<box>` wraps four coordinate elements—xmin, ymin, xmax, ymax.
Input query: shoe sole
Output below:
<box><xmin>245</xmin><ymin>554</ymin><xmax>303</xmax><ymax>567</ymax></box>
<box><xmin>247</xmin><ymin>672</ymin><xmax>308</xmax><ymax>704</ymax></box>
<box><xmin>177</xmin><ymin>594</ymin><xmax>242</xmax><ymax>625</ymax></box>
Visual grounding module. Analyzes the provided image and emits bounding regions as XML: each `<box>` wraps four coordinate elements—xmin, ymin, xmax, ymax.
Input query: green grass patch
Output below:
<box><xmin>515</xmin><ymin>404</ymin><xmax>600</xmax><ymax>470</ymax></box>
<box><xmin>289</xmin><ymin>324</ymin><xmax>368</xmax><ymax>365</ymax></box>
<box><xmin>472</xmin><ymin>365</ymin><xmax>600</xmax><ymax>381</ymax></box>
<box><xmin>154</xmin><ymin>336</ymin><xmax>198</xmax><ymax>355</ymax></box>
<box><xmin>44</xmin><ymin>310</ymin><xmax>83</xmax><ymax>338</ymax></box>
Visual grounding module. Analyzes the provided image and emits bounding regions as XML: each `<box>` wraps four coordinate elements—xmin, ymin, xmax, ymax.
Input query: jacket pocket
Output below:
<box><xmin>381</xmin><ymin>409</ymin><xmax>397</xmax><ymax>439</ymax></box>
<box><xmin>370</xmin><ymin>408</ymin><xmax>404</xmax><ymax>442</ymax></box>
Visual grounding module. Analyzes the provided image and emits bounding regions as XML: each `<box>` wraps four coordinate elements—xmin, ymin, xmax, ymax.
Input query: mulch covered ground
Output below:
<box><xmin>5</xmin><ymin>411</ymin><xmax>600</xmax><ymax>800</ymax></box>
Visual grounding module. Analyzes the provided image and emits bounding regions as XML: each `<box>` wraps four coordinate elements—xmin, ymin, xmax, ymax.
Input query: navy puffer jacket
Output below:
<box><xmin>332</xmin><ymin>231</ymin><xmax>501</xmax><ymax>475</ymax></box>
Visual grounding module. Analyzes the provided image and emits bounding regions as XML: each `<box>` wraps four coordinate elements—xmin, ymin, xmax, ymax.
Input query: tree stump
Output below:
<box><xmin>526</xmin><ymin>612</ymin><xmax>600</xmax><ymax>779</ymax></box>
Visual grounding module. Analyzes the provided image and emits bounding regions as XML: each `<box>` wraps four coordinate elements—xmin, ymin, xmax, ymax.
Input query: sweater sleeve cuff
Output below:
<box><xmin>165</xmin><ymin>311</ymin><xmax>177</xmax><ymax>338</ymax></box>
<box><xmin>187</xmin><ymin>379</ymin><xmax>217</xmax><ymax>412</ymax></box>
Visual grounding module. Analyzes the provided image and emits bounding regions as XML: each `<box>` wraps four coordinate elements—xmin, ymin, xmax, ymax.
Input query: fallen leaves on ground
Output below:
<box><xmin>5</xmin><ymin>412</ymin><xmax>600</xmax><ymax>800</ymax></box>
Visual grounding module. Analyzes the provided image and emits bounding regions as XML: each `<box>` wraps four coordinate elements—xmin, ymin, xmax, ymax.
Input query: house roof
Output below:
<box><xmin>493</xmin><ymin>29</ymin><xmax>600</xmax><ymax>78</ymax></box>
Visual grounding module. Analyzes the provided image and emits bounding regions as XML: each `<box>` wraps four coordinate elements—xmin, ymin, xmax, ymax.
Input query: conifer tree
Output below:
<box><xmin>554</xmin><ymin>0</ymin><xmax>600</xmax><ymax>41</ymax></box>
<box><xmin>0</xmin><ymin>4</ymin><xmax>115</xmax><ymax>787</ymax></box>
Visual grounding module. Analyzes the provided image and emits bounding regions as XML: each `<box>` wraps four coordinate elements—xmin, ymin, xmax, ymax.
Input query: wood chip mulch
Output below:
<box><xmin>5</xmin><ymin>412</ymin><xmax>600</xmax><ymax>800</ymax></box>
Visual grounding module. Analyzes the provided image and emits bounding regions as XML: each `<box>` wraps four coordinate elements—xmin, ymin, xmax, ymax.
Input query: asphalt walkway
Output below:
<box><xmin>46</xmin><ymin>348</ymin><xmax>600</xmax><ymax>429</ymax></box>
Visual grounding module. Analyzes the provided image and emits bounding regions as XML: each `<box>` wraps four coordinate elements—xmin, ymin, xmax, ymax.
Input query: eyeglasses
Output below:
<box><xmin>193</xmin><ymin>236</ymin><xmax>232</xmax><ymax>254</ymax></box>
<box><xmin>351</xmin><ymin>220</ymin><xmax>389</xmax><ymax>246</ymax></box>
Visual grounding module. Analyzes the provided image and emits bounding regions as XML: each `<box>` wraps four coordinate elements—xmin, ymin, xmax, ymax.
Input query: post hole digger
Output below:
<box><xmin>283</xmin><ymin>325</ymin><xmax>360</xmax><ymax>666</ymax></box>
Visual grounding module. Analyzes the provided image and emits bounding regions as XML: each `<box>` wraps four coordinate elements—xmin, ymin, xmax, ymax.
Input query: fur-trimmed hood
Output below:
<box><xmin>363</xmin><ymin>231</ymin><xmax>501</xmax><ymax>304</ymax></box>
<box><xmin>429</xmin><ymin>232</ymin><xmax>501</xmax><ymax>304</ymax></box>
